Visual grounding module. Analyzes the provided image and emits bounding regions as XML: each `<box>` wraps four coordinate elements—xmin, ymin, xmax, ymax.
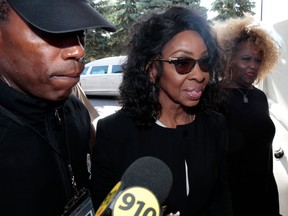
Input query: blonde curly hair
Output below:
<box><xmin>213</xmin><ymin>16</ymin><xmax>280</xmax><ymax>81</ymax></box>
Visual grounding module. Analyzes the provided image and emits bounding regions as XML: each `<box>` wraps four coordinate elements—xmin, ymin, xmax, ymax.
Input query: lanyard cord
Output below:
<box><xmin>55</xmin><ymin>108</ymin><xmax>79</xmax><ymax>195</ymax></box>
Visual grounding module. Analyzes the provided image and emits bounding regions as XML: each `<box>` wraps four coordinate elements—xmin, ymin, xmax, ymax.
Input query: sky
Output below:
<box><xmin>199</xmin><ymin>0</ymin><xmax>262</xmax><ymax>20</ymax></box>
<box><xmin>200</xmin><ymin>0</ymin><xmax>288</xmax><ymax>24</ymax></box>
<box><xmin>199</xmin><ymin>0</ymin><xmax>217</xmax><ymax>19</ymax></box>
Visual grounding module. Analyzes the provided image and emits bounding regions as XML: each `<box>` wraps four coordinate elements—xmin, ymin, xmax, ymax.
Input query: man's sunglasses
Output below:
<box><xmin>153</xmin><ymin>57</ymin><xmax>210</xmax><ymax>74</ymax></box>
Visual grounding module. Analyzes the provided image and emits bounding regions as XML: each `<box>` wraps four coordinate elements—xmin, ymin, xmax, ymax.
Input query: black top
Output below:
<box><xmin>219</xmin><ymin>87</ymin><xmax>280</xmax><ymax>216</ymax></box>
<box><xmin>91</xmin><ymin>109</ymin><xmax>233</xmax><ymax>216</ymax></box>
<box><xmin>0</xmin><ymin>81</ymin><xmax>91</xmax><ymax>216</ymax></box>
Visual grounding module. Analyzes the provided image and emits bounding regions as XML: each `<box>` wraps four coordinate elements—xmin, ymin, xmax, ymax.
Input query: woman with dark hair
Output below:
<box><xmin>91</xmin><ymin>6</ymin><xmax>232</xmax><ymax>216</ymax></box>
<box><xmin>213</xmin><ymin>16</ymin><xmax>281</xmax><ymax>216</ymax></box>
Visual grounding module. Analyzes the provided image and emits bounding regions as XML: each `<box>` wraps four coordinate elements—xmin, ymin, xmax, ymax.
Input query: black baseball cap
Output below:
<box><xmin>7</xmin><ymin>0</ymin><xmax>116</xmax><ymax>33</ymax></box>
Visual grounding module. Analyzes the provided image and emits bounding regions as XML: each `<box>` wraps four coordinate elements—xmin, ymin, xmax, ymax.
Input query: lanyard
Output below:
<box><xmin>55</xmin><ymin>108</ymin><xmax>79</xmax><ymax>195</ymax></box>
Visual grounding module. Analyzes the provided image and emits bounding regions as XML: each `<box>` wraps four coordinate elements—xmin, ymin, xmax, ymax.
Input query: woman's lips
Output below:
<box><xmin>184</xmin><ymin>89</ymin><xmax>203</xmax><ymax>100</ymax></box>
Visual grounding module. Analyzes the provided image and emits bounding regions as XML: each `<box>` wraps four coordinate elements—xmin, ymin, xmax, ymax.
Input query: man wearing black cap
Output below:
<box><xmin>0</xmin><ymin>0</ymin><xmax>115</xmax><ymax>215</ymax></box>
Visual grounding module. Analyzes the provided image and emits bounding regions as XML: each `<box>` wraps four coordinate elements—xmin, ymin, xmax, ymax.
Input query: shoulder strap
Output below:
<box><xmin>0</xmin><ymin>104</ymin><xmax>62</xmax><ymax>155</ymax></box>
<box><xmin>0</xmin><ymin>105</ymin><xmax>25</xmax><ymax>126</ymax></box>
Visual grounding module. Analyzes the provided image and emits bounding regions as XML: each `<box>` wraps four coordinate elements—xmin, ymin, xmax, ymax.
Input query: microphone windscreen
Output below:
<box><xmin>121</xmin><ymin>156</ymin><xmax>173</xmax><ymax>204</ymax></box>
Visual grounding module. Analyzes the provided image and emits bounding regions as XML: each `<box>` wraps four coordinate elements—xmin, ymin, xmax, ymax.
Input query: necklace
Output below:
<box><xmin>236</xmin><ymin>88</ymin><xmax>250</xmax><ymax>103</ymax></box>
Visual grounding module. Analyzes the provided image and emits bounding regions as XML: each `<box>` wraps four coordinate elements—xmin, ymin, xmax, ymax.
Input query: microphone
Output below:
<box><xmin>95</xmin><ymin>156</ymin><xmax>173</xmax><ymax>216</ymax></box>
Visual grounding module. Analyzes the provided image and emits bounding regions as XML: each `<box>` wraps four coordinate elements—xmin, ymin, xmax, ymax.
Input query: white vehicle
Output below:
<box><xmin>80</xmin><ymin>56</ymin><xmax>127</xmax><ymax>96</ymax></box>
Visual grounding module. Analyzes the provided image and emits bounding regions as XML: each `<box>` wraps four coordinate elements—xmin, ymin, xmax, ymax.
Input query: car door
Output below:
<box><xmin>81</xmin><ymin>65</ymin><xmax>109</xmax><ymax>95</ymax></box>
<box><xmin>107</xmin><ymin>64</ymin><xmax>123</xmax><ymax>96</ymax></box>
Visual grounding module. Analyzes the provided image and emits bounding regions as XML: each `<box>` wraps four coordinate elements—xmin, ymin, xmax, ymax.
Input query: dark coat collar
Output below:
<box><xmin>0</xmin><ymin>80</ymin><xmax>66</xmax><ymax>123</ymax></box>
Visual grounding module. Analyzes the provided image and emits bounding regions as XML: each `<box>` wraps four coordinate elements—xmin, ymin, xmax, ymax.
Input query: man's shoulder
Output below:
<box><xmin>64</xmin><ymin>95</ymin><xmax>91</xmax><ymax>123</ymax></box>
<box><xmin>65</xmin><ymin>95</ymin><xmax>89</xmax><ymax>113</ymax></box>
<box><xmin>66</xmin><ymin>94</ymin><xmax>85</xmax><ymax>106</ymax></box>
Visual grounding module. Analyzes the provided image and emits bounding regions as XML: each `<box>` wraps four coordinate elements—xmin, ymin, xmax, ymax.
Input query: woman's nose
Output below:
<box><xmin>186</xmin><ymin>63</ymin><xmax>206</xmax><ymax>83</ymax></box>
<box><xmin>249</xmin><ymin>58</ymin><xmax>261</xmax><ymax>68</ymax></box>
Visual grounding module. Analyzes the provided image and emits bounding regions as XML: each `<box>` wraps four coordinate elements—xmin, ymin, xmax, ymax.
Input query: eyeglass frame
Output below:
<box><xmin>153</xmin><ymin>57</ymin><xmax>210</xmax><ymax>75</ymax></box>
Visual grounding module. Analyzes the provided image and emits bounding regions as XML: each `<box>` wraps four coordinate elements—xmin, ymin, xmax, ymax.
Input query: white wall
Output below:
<box><xmin>259</xmin><ymin>1</ymin><xmax>288</xmax><ymax>215</ymax></box>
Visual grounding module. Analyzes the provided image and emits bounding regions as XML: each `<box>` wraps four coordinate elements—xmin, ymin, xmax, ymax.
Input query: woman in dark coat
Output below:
<box><xmin>91</xmin><ymin>6</ymin><xmax>232</xmax><ymax>216</ymax></box>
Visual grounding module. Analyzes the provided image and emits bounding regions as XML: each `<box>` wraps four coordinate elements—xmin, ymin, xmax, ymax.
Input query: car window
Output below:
<box><xmin>90</xmin><ymin>66</ymin><xmax>109</xmax><ymax>74</ymax></box>
<box><xmin>111</xmin><ymin>65</ymin><xmax>123</xmax><ymax>74</ymax></box>
<box><xmin>81</xmin><ymin>67</ymin><xmax>89</xmax><ymax>75</ymax></box>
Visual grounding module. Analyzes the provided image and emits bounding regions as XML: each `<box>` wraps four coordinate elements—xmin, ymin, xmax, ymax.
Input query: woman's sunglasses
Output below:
<box><xmin>153</xmin><ymin>57</ymin><xmax>210</xmax><ymax>74</ymax></box>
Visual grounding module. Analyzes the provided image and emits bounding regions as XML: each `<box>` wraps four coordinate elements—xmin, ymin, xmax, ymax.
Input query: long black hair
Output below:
<box><xmin>119</xmin><ymin>6</ymin><xmax>222</xmax><ymax>127</ymax></box>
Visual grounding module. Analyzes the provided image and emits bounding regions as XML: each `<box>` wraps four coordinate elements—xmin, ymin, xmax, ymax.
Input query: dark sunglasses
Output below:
<box><xmin>153</xmin><ymin>57</ymin><xmax>210</xmax><ymax>74</ymax></box>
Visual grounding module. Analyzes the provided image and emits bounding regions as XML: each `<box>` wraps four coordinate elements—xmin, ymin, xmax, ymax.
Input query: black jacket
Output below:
<box><xmin>91</xmin><ymin>109</ymin><xmax>233</xmax><ymax>216</ymax></box>
<box><xmin>0</xmin><ymin>81</ymin><xmax>91</xmax><ymax>216</ymax></box>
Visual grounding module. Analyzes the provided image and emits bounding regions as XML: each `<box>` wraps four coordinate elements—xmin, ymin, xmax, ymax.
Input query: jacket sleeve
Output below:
<box><xmin>90</xmin><ymin>116</ymin><xmax>122</xmax><ymax>211</ymax></box>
